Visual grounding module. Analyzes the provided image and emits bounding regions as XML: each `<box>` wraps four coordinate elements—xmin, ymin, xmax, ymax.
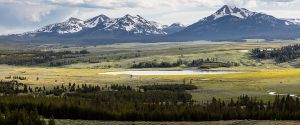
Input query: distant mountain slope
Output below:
<box><xmin>163</xmin><ymin>23</ymin><xmax>186</xmax><ymax>34</ymax></box>
<box><xmin>169</xmin><ymin>5</ymin><xmax>300</xmax><ymax>40</ymax></box>
<box><xmin>84</xmin><ymin>14</ymin><xmax>111</xmax><ymax>28</ymax></box>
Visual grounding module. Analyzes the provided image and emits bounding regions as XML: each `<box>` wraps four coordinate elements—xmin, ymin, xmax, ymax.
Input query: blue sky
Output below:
<box><xmin>0</xmin><ymin>0</ymin><xmax>299</xmax><ymax>35</ymax></box>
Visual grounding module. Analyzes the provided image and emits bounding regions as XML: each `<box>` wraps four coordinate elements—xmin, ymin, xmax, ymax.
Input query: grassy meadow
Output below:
<box><xmin>1</xmin><ymin>40</ymin><xmax>300</xmax><ymax>102</ymax></box>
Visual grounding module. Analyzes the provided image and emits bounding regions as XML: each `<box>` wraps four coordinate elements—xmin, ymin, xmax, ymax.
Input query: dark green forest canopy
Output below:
<box><xmin>0</xmin><ymin>50</ymin><xmax>89</xmax><ymax>66</ymax></box>
<box><xmin>139</xmin><ymin>84</ymin><xmax>197</xmax><ymax>91</ymax></box>
<box><xmin>251</xmin><ymin>44</ymin><xmax>300</xmax><ymax>63</ymax></box>
<box><xmin>0</xmin><ymin>82</ymin><xmax>300</xmax><ymax>122</ymax></box>
<box><xmin>132</xmin><ymin>58</ymin><xmax>239</xmax><ymax>69</ymax></box>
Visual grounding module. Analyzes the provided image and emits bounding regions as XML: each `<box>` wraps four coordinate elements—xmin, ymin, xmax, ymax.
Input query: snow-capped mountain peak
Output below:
<box><xmin>33</xmin><ymin>17</ymin><xmax>85</xmax><ymax>34</ymax></box>
<box><xmin>121</xmin><ymin>14</ymin><xmax>148</xmax><ymax>25</ymax></box>
<box><xmin>103</xmin><ymin>14</ymin><xmax>166</xmax><ymax>35</ymax></box>
<box><xmin>84</xmin><ymin>14</ymin><xmax>110</xmax><ymax>28</ymax></box>
<box><xmin>213</xmin><ymin>5</ymin><xmax>257</xmax><ymax>20</ymax></box>
<box><xmin>171</xmin><ymin>4</ymin><xmax>296</xmax><ymax>41</ymax></box>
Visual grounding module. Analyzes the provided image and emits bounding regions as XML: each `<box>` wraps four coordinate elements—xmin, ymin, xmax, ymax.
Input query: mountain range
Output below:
<box><xmin>1</xmin><ymin>5</ymin><xmax>300</xmax><ymax>43</ymax></box>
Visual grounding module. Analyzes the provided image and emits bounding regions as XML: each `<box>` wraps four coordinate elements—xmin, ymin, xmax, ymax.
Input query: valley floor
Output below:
<box><xmin>1</xmin><ymin>40</ymin><xmax>300</xmax><ymax>102</ymax></box>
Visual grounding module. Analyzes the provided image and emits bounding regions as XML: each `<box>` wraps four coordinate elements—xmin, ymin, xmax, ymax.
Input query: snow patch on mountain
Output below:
<box><xmin>84</xmin><ymin>14</ymin><xmax>111</xmax><ymax>28</ymax></box>
<box><xmin>103</xmin><ymin>14</ymin><xmax>166</xmax><ymax>35</ymax></box>
<box><xmin>37</xmin><ymin>17</ymin><xmax>85</xmax><ymax>34</ymax></box>
<box><xmin>213</xmin><ymin>5</ymin><xmax>257</xmax><ymax>20</ymax></box>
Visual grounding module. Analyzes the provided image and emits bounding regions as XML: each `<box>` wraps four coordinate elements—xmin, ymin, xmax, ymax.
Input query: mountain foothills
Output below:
<box><xmin>1</xmin><ymin>5</ymin><xmax>300</xmax><ymax>43</ymax></box>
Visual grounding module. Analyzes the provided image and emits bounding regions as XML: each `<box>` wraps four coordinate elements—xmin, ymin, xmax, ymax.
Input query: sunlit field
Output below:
<box><xmin>1</xmin><ymin>41</ymin><xmax>300</xmax><ymax>102</ymax></box>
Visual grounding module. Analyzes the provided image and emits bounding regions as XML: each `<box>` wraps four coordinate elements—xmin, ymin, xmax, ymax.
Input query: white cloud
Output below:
<box><xmin>43</xmin><ymin>0</ymin><xmax>297</xmax><ymax>8</ymax></box>
<box><xmin>14</xmin><ymin>5</ymin><xmax>53</xmax><ymax>22</ymax></box>
<box><xmin>0</xmin><ymin>1</ymin><xmax>55</xmax><ymax>23</ymax></box>
<box><xmin>0</xmin><ymin>0</ymin><xmax>267</xmax><ymax>9</ymax></box>
<box><xmin>0</xmin><ymin>26</ymin><xmax>33</xmax><ymax>35</ymax></box>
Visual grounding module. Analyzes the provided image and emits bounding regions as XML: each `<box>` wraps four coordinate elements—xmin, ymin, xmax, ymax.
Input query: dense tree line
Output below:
<box><xmin>111</xmin><ymin>84</ymin><xmax>133</xmax><ymax>91</ymax></box>
<box><xmin>66</xmin><ymin>90</ymin><xmax>192</xmax><ymax>103</ymax></box>
<box><xmin>0</xmin><ymin>109</ymin><xmax>49</xmax><ymax>125</ymax></box>
<box><xmin>139</xmin><ymin>84</ymin><xmax>197</xmax><ymax>92</ymax></box>
<box><xmin>0</xmin><ymin>94</ymin><xmax>299</xmax><ymax>121</ymax></box>
<box><xmin>251</xmin><ymin>44</ymin><xmax>300</xmax><ymax>63</ymax></box>
<box><xmin>2</xmin><ymin>81</ymin><xmax>300</xmax><ymax>121</ymax></box>
<box><xmin>0</xmin><ymin>80</ymin><xmax>28</xmax><ymax>94</ymax></box>
<box><xmin>0</xmin><ymin>50</ymin><xmax>89</xmax><ymax>66</ymax></box>
<box><xmin>5</xmin><ymin>76</ymin><xmax>27</xmax><ymax>80</ymax></box>
<box><xmin>132</xmin><ymin>58</ymin><xmax>239</xmax><ymax>69</ymax></box>
<box><xmin>132</xmin><ymin>61</ymin><xmax>179</xmax><ymax>68</ymax></box>
<box><xmin>187</xmin><ymin>59</ymin><xmax>240</xmax><ymax>69</ymax></box>
<box><xmin>0</xmin><ymin>80</ymin><xmax>105</xmax><ymax>96</ymax></box>
<box><xmin>46</xmin><ymin>83</ymin><xmax>103</xmax><ymax>96</ymax></box>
